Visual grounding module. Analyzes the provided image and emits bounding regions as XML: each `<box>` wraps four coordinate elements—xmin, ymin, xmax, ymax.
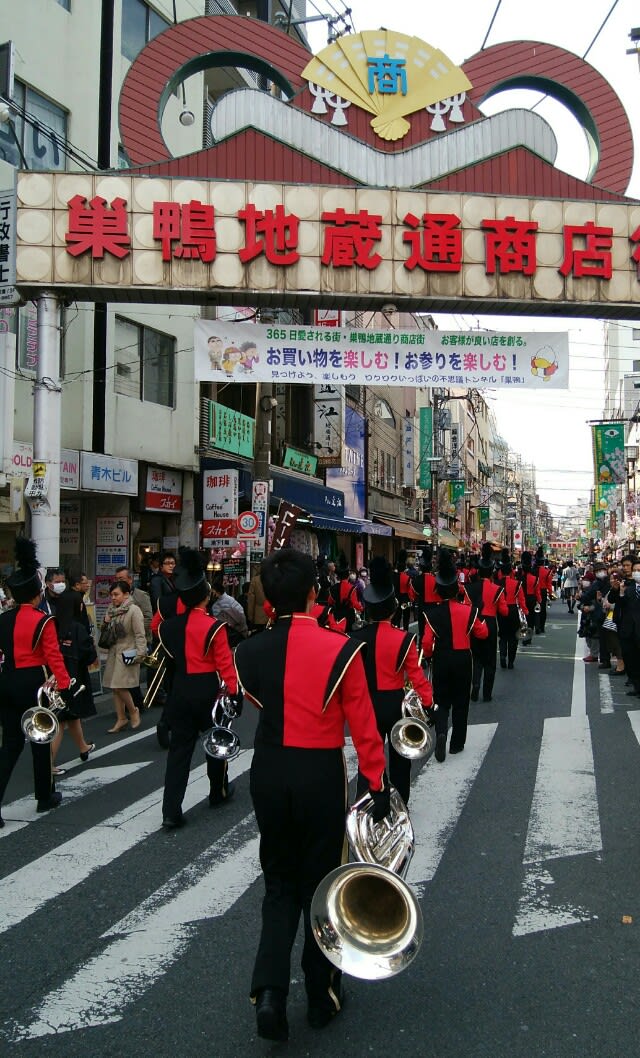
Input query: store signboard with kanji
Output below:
<box><xmin>0</xmin><ymin>188</ymin><xmax>17</xmax><ymax>305</ymax></box>
<box><xmin>313</xmin><ymin>384</ymin><xmax>344</xmax><ymax>465</ymax></box>
<box><xmin>96</xmin><ymin>517</ymin><xmax>128</xmax><ymax>547</ymax></box>
<box><xmin>81</xmin><ymin>453</ymin><xmax>138</xmax><ymax>495</ymax></box>
<box><xmin>15</xmin><ymin>173</ymin><xmax>640</xmax><ymax>324</ymax></box>
<box><xmin>402</xmin><ymin>417</ymin><xmax>414</xmax><ymax>487</ymax></box>
<box><xmin>283</xmin><ymin>447</ymin><xmax>318</xmax><ymax>475</ymax></box>
<box><xmin>145</xmin><ymin>466</ymin><xmax>183</xmax><ymax>512</ymax></box>
<box><xmin>207</xmin><ymin>400</ymin><xmax>254</xmax><ymax>458</ymax></box>
<box><xmin>202</xmin><ymin>468</ymin><xmax>239</xmax><ymax>544</ymax></box>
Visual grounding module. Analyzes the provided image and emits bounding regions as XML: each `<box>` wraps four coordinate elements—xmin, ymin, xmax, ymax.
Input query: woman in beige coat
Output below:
<box><xmin>101</xmin><ymin>579</ymin><xmax>147</xmax><ymax>733</ymax></box>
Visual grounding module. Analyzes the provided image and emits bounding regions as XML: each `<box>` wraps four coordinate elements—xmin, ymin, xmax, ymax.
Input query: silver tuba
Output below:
<box><xmin>21</xmin><ymin>676</ymin><xmax>82</xmax><ymax>745</ymax></box>
<box><xmin>516</xmin><ymin>604</ymin><xmax>530</xmax><ymax>639</ymax></box>
<box><xmin>201</xmin><ymin>683</ymin><xmax>241</xmax><ymax>761</ymax></box>
<box><xmin>310</xmin><ymin>787</ymin><xmax>424</xmax><ymax>980</ymax></box>
<box><xmin>390</xmin><ymin>689</ymin><xmax>436</xmax><ymax>761</ymax></box>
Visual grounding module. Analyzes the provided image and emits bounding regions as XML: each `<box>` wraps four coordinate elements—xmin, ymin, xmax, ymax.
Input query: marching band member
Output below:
<box><xmin>518</xmin><ymin>551</ymin><xmax>542</xmax><ymax>641</ymax></box>
<box><xmin>391</xmin><ymin>549</ymin><xmax>417</xmax><ymax>630</ymax></box>
<box><xmin>0</xmin><ymin>539</ymin><xmax>73</xmax><ymax>825</ymax></box>
<box><xmin>415</xmin><ymin>545</ymin><xmax>440</xmax><ymax>642</ymax></box>
<box><xmin>328</xmin><ymin>555</ymin><xmax>364</xmax><ymax>633</ymax></box>
<box><xmin>150</xmin><ymin>590</ymin><xmax>187</xmax><ymax>748</ymax></box>
<box><xmin>496</xmin><ymin>549</ymin><xmax>527</xmax><ymax>669</ymax></box>
<box><xmin>159</xmin><ymin>548</ymin><xmax>240</xmax><ymax>829</ymax></box>
<box><xmin>465</xmin><ymin>543</ymin><xmax>508</xmax><ymax>702</ymax></box>
<box><xmin>234</xmin><ymin>548</ymin><xmax>388</xmax><ymax>1043</ymax></box>
<box><xmin>352</xmin><ymin>557</ymin><xmax>434</xmax><ymax>804</ymax></box>
<box><xmin>422</xmin><ymin>549</ymin><xmax>488</xmax><ymax>763</ymax></box>
<box><xmin>534</xmin><ymin>547</ymin><xmax>553</xmax><ymax>635</ymax></box>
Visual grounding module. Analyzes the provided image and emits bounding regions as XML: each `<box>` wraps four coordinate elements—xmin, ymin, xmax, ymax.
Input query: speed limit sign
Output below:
<box><xmin>237</xmin><ymin>510</ymin><xmax>262</xmax><ymax>538</ymax></box>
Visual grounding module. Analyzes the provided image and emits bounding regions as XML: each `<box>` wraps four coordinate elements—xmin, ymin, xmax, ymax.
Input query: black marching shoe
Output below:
<box><xmin>507</xmin><ymin>661</ymin><xmax>514</xmax><ymax>669</ymax></box>
<box><xmin>255</xmin><ymin>988</ymin><xmax>288</xmax><ymax>1042</ymax></box>
<box><xmin>0</xmin><ymin>811</ymin><xmax>4</xmax><ymax>829</ymax></box>
<box><xmin>307</xmin><ymin>973</ymin><xmax>344</xmax><ymax>1030</ymax></box>
<box><xmin>500</xmin><ymin>658</ymin><xmax>507</xmax><ymax>669</ymax></box>
<box><xmin>36</xmin><ymin>791</ymin><xmax>63</xmax><ymax>813</ymax></box>
<box><xmin>161</xmin><ymin>814</ymin><xmax>185</xmax><ymax>829</ymax></box>
<box><xmin>448</xmin><ymin>744</ymin><xmax>464</xmax><ymax>755</ymax></box>
<box><xmin>470</xmin><ymin>687</ymin><xmax>479</xmax><ymax>702</ymax></box>
<box><xmin>435</xmin><ymin>733</ymin><xmax>447</xmax><ymax>763</ymax></box>
<box><xmin>209</xmin><ymin>782</ymin><xmax>235</xmax><ymax>807</ymax></box>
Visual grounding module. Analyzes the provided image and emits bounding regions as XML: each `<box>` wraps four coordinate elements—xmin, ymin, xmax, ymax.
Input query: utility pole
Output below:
<box><xmin>29</xmin><ymin>292</ymin><xmax>62</xmax><ymax>568</ymax></box>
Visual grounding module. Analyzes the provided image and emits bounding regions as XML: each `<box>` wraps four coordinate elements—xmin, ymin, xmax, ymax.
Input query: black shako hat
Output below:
<box><xmin>499</xmin><ymin>547</ymin><xmax>512</xmax><ymax>574</ymax></box>
<box><xmin>478</xmin><ymin>541</ymin><xmax>495</xmax><ymax>576</ymax></box>
<box><xmin>435</xmin><ymin>548</ymin><xmax>459</xmax><ymax>597</ymax></box>
<box><xmin>7</xmin><ymin>537</ymin><xmax>42</xmax><ymax>603</ymax></box>
<box><xmin>363</xmin><ymin>556</ymin><xmax>396</xmax><ymax>619</ymax></box>
<box><xmin>520</xmin><ymin>550</ymin><xmax>532</xmax><ymax>570</ymax></box>
<box><xmin>174</xmin><ymin>547</ymin><xmax>209</xmax><ymax>608</ymax></box>
<box><xmin>418</xmin><ymin>546</ymin><xmax>433</xmax><ymax>571</ymax></box>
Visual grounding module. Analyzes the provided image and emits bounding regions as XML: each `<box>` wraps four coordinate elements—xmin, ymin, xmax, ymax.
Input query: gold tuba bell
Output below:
<box><xmin>390</xmin><ymin>689</ymin><xmax>436</xmax><ymax>761</ymax></box>
<box><xmin>21</xmin><ymin>676</ymin><xmax>83</xmax><ymax>745</ymax></box>
<box><xmin>310</xmin><ymin>787</ymin><xmax>423</xmax><ymax>980</ymax></box>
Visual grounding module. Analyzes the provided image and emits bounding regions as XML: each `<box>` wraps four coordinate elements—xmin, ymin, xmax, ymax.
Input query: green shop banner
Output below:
<box><xmin>419</xmin><ymin>406</ymin><xmax>433</xmax><ymax>490</ymax></box>
<box><xmin>596</xmin><ymin>481</ymin><xmax>618</xmax><ymax>512</ymax></box>
<box><xmin>477</xmin><ymin>506</ymin><xmax>490</xmax><ymax>528</ymax></box>
<box><xmin>592</xmin><ymin>422</ymin><xmax>625</xmax><ymax>485</ymax></box>
<box><xmin>448</xmin><ymin>480</ymin><xmax>465</xmax><ymax>506</ymax></box>
<box><xmin>207</xmin><ymin>400</ymin><xmax>255</xmax><ymax>458</ymax></box>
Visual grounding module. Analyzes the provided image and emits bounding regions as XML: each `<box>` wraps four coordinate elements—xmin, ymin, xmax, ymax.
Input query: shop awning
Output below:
<box><xmin>437</xmin><ymin>529</ymin><xmax>462</xmax><ymax>549</ymax></box>
<box><xmin>311</xmin><ymin>514</ymin><xmax>392</xmax><ymax>536</ymax></box>
<box><xmin>373</xmin><ymin>517</ymin><xmax>427</xmax><ymax>543</ymax></box>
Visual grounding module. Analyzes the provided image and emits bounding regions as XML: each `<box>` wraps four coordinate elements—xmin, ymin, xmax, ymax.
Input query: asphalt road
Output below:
<box><xmin>1</xmin><ymin>605</ymin><xmax>639</xmax><ymax>1058</ymax></box>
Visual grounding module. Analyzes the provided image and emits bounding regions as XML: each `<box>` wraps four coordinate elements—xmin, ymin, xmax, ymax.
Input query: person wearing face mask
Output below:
<box><xmin>40</xmin><ymin>567</ymin><xmax>70</xmax><ymax>617</ymax></box>
<box><xmin>580</xmin><ymin>563</ymin><xmax>611</xmax><ymax>667</ymax></box>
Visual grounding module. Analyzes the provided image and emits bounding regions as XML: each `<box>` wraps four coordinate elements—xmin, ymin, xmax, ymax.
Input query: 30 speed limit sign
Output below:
<box><xmin>237</xmin><ymin>510</ymin><xmax>263</xmax><ymax>539</ymax></box>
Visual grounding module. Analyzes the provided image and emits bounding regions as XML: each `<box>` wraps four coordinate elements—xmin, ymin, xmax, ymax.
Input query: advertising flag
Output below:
<box><xmin>592</xmin><ymin>423</ymin><xmax>625</xmax><ymax>484</ymax></box>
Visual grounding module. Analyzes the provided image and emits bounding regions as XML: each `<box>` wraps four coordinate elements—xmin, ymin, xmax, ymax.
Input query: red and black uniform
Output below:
<box><xmin>422</xmin><ymin>601</ymin><xmax>488</xmax><ymax>752</ymax></box>
<box><xmin>498</xmin><ymin>574</ymin><xmax>527</xmax><ymax>668</ymax></box>
<box><xmin>352</xmin><ymin>621</ymin><xmax>432</xmax><ymax>803</ymax></box>
<box><xmin>536</xmin><ymin>565</ymin><xmax>553</xmax><ymax>633</ymax></box>
<box><xmin>416</xmin><ymin>569</ymin><xmax>440</xmax><ymax>642</ymax></box>
<box><xmin>234</xmin><ymin>613</ymin><xmax>385</xmax><ymax>1006</ymax></box>
<box><xmin>465</xmin><ymin>579</ymin><xmax>508</xmax><ymax>701</ymax></box>
<box><xmin>392</xmin><ymin>570</ymin><xmax>417</xmax><ymax>631</ymax></box>
<box><xmin>309</xmin><ymin>600</ymin><xmax>344</xmax><ymax>631</ymax></box>
<box><xmin>150</xmin><ymin>593</ymin><xmax>187</xmax><ymax>739</ymax></box>
<box><xmin>519</xmin><ymin>569</ymin><xmax>542</xmax><ymax>634</ymax></box>
<box><xmin>0</xmin><ymin>604</ymin><xmax>70</xmax><ymax>806</ymax></box>
<box><xmin>329</xmin><ymin>579</ymin><xmax>363</xmax><ymax>634</ymax></box>
<box><xmin>159</xmin><ymin>607</ymin><xmax>238</xmax><ymax>821</ymax></box>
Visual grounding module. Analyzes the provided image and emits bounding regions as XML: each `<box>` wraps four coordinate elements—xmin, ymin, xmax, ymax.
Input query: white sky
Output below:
<box><xmin>307</xmin><ymin>1</ymin><xmax>640</xmax><ymax>519</ymax></box>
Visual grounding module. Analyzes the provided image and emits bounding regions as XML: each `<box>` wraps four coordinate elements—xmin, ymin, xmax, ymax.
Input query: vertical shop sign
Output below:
<box><xmin>402</xmin><ymin>417</ymin><xmax>415</xmax><ymax>487</ymax></box>
<box><xmin>419</xmin><ymin>406</ymin><xmax>432</xmax><ymax>489</ymax></box>
<box><xmin>313</xmin><ymin>384</ymin><xmax>343</xmax><ymax>467</ymax></box>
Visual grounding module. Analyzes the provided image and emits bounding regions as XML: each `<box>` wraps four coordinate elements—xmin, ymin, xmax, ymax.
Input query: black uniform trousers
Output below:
<box><xmin>536</xmin><ymin>590</ymin><xmax>548</xmax><ymax>633</ymax></box>
<box><xmin>356</xmin><ymin>690</ymin><xmax>410</xmax><ymax>805</ymax></box>
<box><xmin>472</xmin><ymin>617</ymin><xmax>498</xmax><ymax>699</ymax></box>
<box><xmin>524</xmin><ymin>593</ymin><xmax>537</xmax><ymax>633</ymax></box>
<box><xmin>250</xmin><ymin>743</ymin><xmax>346</xmax><ymax>1001</ymax></box>
<box><xmin>498</xmin><ymin>608</ymin><xmax>519</xmax><ymax>667</ymax></box>
<box><xmin>0</xmin><ymin>666</ymin><xmax>54</xmax><ymax>804</ymax></box>
<box><xmin>432</xmin><ymin>652</ymin><xmax>472</xmax><ymax>751</ymax></box>
<box><xmin>162</xmin><ymin>686</ymin><xmax>228</xmax><ymax>821</ymax></box>
<box><xmin>392</xmin><ymin>603</ymin><xmax>411</xmax><ymax>631</ymax></box>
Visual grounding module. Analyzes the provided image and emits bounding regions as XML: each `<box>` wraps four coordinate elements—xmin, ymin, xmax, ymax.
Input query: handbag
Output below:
<box><xmin>98</xmin><ymin>618</ymin><xmax>124</xmax><ymax>649</ymax></box>
<box><xmin>602</xmin><ymin>610</ymin><xmax>617</xmax><ymax>632</ymax></box>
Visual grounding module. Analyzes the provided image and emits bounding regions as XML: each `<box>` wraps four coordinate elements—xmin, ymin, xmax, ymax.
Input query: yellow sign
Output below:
<box><xmin>302</xmin><ymin>31</ymin><xmax>471</xmax><ymax>141</ymax></box>
<box><xmin>32</xmin><ymin>462</ymin><xmax>47</xmax><ymax>478</ymax></box>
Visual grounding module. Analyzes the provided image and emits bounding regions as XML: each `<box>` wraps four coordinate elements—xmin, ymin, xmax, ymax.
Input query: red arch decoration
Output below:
<box><xmin>462</xmin><ymin>41</ymin><xmax>634</xmax><ymax>196</ymax></box>
<box><xmin>119</xmin><ymin>15</ymin><xmax>309</xmax><ymax>167</ymax></box>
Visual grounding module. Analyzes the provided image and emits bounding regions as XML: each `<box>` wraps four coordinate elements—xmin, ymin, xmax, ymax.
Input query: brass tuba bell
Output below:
<box><xmin>310</xmin><ymin>788</ymin><xmax>423</xmax><ymax>980</ymax></box>
<box><xmin>21</xmin><ymin>675</ymin><xmax>83</xmax><ymax>745</ymax></box>
<box><xmin>390</xmin><ymin>689</ymin><xmax>435</xmax><ymax>761</ymax></box>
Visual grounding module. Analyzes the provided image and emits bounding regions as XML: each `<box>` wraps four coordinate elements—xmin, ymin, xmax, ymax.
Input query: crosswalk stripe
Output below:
<box><xmin>627</xmin><ymin>710</ymin><xmax>640</xmax><ymax>745</ymax></box>
<box><xmin>0</xmin><ymin>762</ymin><xmax>154</xmax><ymax>839</ymax></box>
<box><xmin>0</xmin><ymin>750</ymin><xmax>254</xmax><ymax>935</ymax></box>
<box><xmin>8</xmin><ymin>748</ymin><xmax>361</xmax><ymax>1039</ymax></box>
<box><xmin>598</xmin><ymin>673</ymin><xmax>614</xmax><ymax>714</ymax></box>
<box><xmin>406</xmin><ymin>723</ymin><xmax>497</xmax><ymax>897</ymax></box>
<box><xmin>513</xmin><ymin>715</ymin><xmax>601</xmax><ymax>937</ymax></box>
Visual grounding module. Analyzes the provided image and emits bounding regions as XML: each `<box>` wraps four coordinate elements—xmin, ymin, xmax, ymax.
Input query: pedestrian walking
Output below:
<box><xmin>100</xmin><ymin>580</ymin><xmax>147</xmax><ymax>733</ymax></box>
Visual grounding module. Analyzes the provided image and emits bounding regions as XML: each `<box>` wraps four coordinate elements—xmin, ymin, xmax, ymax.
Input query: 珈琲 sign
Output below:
<box><xmin>14</xmin><ymin>172</ymin><xmax>640</xmax><ymax>319</ymax></box>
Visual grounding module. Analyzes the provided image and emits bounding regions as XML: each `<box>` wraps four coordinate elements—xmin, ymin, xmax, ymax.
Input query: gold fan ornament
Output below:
<box><xmin>302</xmin><ymin>29</ymin><xmax>472</xmax><ymax>142</ymax></box>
